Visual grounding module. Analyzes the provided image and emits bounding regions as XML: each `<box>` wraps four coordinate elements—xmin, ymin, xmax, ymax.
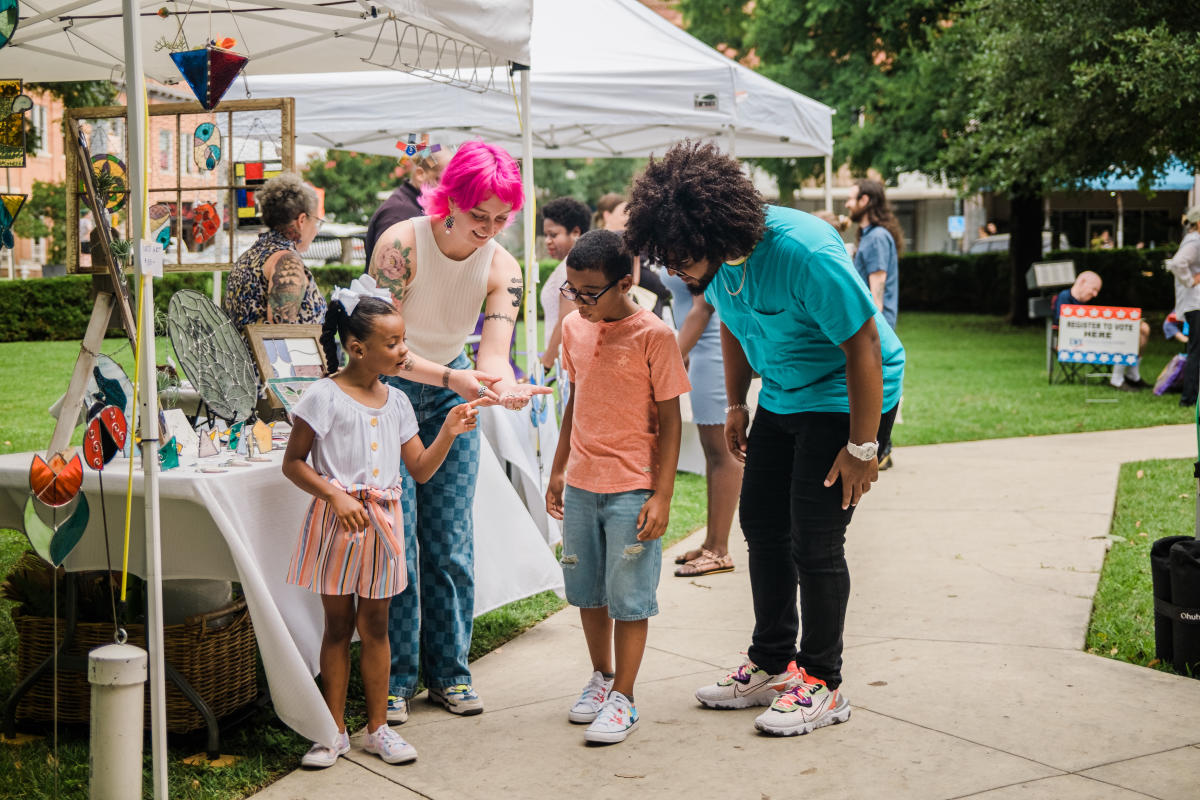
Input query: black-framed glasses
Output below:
<box><xmin>663</xmin><ymin>255</ymin><xmax>696</xmax><ymax>277</ymax></box>
<box><xmin>559</xmin><ymin>279</ymin><xmax>619</xmax><ymax>305</ymax></box>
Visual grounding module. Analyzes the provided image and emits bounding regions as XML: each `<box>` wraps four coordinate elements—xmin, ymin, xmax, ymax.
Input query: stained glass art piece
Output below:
<box><xmin>158</xmin><ymin>436</ymin><xmax>180</xmax><ymax>471</ymax></box>
<box><xmin>170</xmin><ymin>45</ymin><xmax>249</xmax><ymax>111</ymax></box>
<box><xmin>193</xmin><ymin>121</ymin><xmax>222</xmax><ymax>171</ymax></box>
<box><xmin>192</xmin><ymin>202</ymin><xmax>220</xmax><ymax>245</ymax></box>
<box><xmin>29</xmin><ymin>452</ymin><xmax>84</xmax><ymax>507</ymax></box>
<box><xmin>166</xmin><ymin>289</ymin><xmax>257</xmax><ymax>423</ymax></box>
<box><xmin>234</xmin><ymin>160</ymin><xmax>283</xmax><ymax>226</ymax></box>
<box><xmin>0</xmin><ymin>1</ymin><xmax>18</xmax><ymax>50</ymax></box>
<box><xmin>83</xmin><ymin>406</ymin><xmax>127</xmax><ymax>470</ymax></box>
<box><xmin>149</xmin><ymin>202</ymin><xmax>173</xmax><ymax>249</ymax></box>
<box><xmin>24</xmin><ymin>494</ymin><xmax>90</xmax><ymax>567</ymax></box>
<box><xmin>0</xmin><ymin>79</ymin><xmax>31</xmax><ymax>167</ymax></box>
<box><xmin>90</xmin><ymin>154</ymin><xmax>129</xmax><ymax>212</ymax></box>
<box><xmin>0</xmin><ymin>192</ymin><xmax>24</xmax><ymax>250</ymax></box>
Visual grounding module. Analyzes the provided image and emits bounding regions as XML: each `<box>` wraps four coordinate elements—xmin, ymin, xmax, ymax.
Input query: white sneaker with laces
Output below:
<box><xmin>753</xmin><ymin>669</ymin><xmax>851</xmax><ymax>736</ymax></box>
<box><xmin>387</xmin><ymin>695</ymin><xmax>409</xmax><ymax>724</ymax></box>
<box><xmin>363</xmin><ymin>724</ymin><xmax>418</xmax><ymax>764</ymax></box>
<box><xmin>694</xmin><ymin>660</ymin><xmax>799</xmax><ymax>709</ymax></box>
<box><xmin>299</xmin><ymin>730</ymin><xmax>350</xmax><ymax>769</ymax></box>
<box><xmin>583</xmin><ymin>690</ymin><xmax>639</xmax><ymax>744</ymax></box>
<box><xmin>568</xmin><ymin>671</ymin><xmax>613</xmax><ymax>724</ymax></box>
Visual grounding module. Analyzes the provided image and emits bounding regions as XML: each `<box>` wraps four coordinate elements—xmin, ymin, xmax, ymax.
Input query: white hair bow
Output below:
<box><xmin>330</xmin><ymin>274</ymin><xmax>394</xmax><ymax>315</ymax></box>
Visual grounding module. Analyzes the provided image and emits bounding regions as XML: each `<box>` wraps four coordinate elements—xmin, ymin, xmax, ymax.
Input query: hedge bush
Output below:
<box><xmin>0</xmin><ymin>260</ymin><xmax>562</xmax><ymax>342</ymax></box>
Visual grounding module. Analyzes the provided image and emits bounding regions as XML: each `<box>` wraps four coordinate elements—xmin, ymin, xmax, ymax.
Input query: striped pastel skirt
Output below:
<box><xmin>287</xmin><ymin>480</ymin><xmax>407</xmax><ymax>599</ymax></box>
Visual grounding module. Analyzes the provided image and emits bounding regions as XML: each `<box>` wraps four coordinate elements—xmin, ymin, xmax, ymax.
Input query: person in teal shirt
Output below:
<box><xmin>624</xmin><ymin>141</ymin><xmax>904</xmax><ymax>739</ymax></box>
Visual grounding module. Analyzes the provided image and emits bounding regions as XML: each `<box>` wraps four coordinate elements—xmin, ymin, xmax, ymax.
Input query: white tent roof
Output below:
<box><xmin>244</xmin><ymin>0</ymin><xmax>833</xmax><ymax>158</ymax></box>
<box><xmin>0</xmin><ymin>1</ymin><xmax>531</xmax><ymax>88</ymax></box>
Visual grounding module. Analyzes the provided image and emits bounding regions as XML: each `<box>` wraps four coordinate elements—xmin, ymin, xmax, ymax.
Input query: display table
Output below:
<box><xmin>0</xmin><ymin>422</ymin><xmax>562</xmax><ymax>746</ymax></box>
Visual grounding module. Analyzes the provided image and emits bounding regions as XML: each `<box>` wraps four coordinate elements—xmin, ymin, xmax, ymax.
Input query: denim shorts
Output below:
<box><xmin>561</xmin><ymin>486</ymin><xmax>661</xmax><ymax>621</ymax></box>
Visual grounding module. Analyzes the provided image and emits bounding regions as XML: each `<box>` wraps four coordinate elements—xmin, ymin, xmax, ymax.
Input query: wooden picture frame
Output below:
<box><xmin>244</xmin><ymin>323</ymin><xmax>328</xmax><ymax>411</ymax></box>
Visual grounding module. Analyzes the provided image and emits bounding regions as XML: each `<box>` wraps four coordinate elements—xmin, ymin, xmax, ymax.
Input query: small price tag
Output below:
<box><xmin>140</xmin><ymin>241</ymin><xmax>164</xmax><ymax>278</ymax></box>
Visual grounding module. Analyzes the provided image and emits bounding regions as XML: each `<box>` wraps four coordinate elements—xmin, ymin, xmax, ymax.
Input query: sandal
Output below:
<box><xmin>674</xmin><ymin>548</ymin><xmax>703</xmax><ymax>565</ymax></box>
<box><xmin>674</xmin><ymin>549</ymin><xmax>734</xmax><ymax>577</ymax></box>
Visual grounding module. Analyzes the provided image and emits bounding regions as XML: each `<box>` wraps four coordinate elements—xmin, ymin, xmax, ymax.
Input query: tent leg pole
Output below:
<box><xmin>521</xmin><ymin>69</ymin><xmax>536</xmax><ymax>381</ymax></box>
<box><xmin>824</xmin><ymin>154</ymin><xmax>833</xmax><ymax>212</ymax></box>
<box><xmin>123</xmin><ymin>2</ymin><xmax>168</xmax><ymax>798</ymax></box>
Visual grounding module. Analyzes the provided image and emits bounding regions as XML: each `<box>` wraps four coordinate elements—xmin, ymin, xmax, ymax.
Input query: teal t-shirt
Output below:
<box><xmin>704</xmin><ymin>206</ymin><xmax>905</xmax><ymax>415</ymax></box>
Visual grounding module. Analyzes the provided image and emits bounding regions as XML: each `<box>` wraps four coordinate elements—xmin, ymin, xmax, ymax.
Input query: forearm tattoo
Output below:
<box><xmin>371</xmin><ymin>238</ymin><xmax>413</xmax><ymax>305</ymax></box>
<box><xmin>484</xmin><ymin>313</ymin><xmax>517</xmax><ymax>326</ymax></box>
<box><xmin>442</xmin><ymin>367</ymin><xmax>451</xmax><ymax>388</ymax></box>
<box><xmin>507</xmin><ymin>275</ymin><xmax>523</xmax><ymax>309</ymax></box>
<box><xmin>268</xmin><ymin>252</ymin><xmax>307</xmax><ymax>323</ymax></box>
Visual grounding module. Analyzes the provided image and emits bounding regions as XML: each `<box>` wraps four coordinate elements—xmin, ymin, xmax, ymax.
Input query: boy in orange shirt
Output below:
<box><xmin>545</xmin><ymin>229</ymin><xmax>690</xmax><ymax>744</ymax></box>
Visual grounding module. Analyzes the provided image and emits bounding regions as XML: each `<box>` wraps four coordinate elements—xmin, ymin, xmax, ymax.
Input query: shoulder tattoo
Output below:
<box><xmin>268</xmin><ymin>252</ymin><xmax>308</xmax><ymax>323</ymax></box>
<box><xmin>372</xmin><ymin>238</ymin><xmax>413</xmax><ymax>305</ymax></box>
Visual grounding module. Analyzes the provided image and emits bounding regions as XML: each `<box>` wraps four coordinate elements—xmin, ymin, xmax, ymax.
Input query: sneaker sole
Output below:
<box><xmin>365</xmin><ymin>747</ymin><xmax>418</xmax><ymax>765</ymax></box>
<box><xmin>429</xmin><ymin>694</ymin><xmax>484</xmax><ymax>716</ymax></box>
<box><xmin>300</xmin><ymin>743</ymin><xmax>350</xmax><ymax>769</ymax></box>
<box><xmin>386</xmin><ymin>709</ymin><xmax>409</xmax><ymax>725</ymax></box>
<box><xmin>583</xmin><ymin>717</ymin><xmax>639</xmax><ymax>744</ymax></box>
<box><xmin>695</xmin><ymin>692</ymin><xmax>777</xmax><ymax>710</ymax></box>
<box><xmin>568</xmin><ymin>708</ymin><xmax>600</xmax><ymax>724</ymax></box>
<box><xmin>755</xmin><ymin>704</ymin><xmax>851</xmax><ymax>737</ymax></box>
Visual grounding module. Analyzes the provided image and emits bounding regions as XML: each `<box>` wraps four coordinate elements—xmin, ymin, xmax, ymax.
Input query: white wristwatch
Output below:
<box><xmin>846</xmin><ymin>440</ymin><xmax>879</xmax><ymax>462</ymax></box>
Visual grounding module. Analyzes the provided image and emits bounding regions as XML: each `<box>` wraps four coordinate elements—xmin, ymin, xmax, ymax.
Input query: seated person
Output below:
<box><xmin>1164</xmin><ymin>312</ymin><xmax>1189</xmax><ymax>345</ymax></box>
<box><xmin>1053</xmin><ymin>270</ymin><xmax>1149</xmax><ymax>391</ymax></box>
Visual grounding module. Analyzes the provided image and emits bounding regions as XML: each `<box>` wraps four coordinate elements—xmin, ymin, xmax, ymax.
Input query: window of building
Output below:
<box><xmin>32</xmin><ymin>103</ymin><xmax>50</xmax><ymax>156</ymax></box>
<box><xmin>159</xmin><ymin>130</ymin><xmax>172</xmax><ymax>172</ymax></box>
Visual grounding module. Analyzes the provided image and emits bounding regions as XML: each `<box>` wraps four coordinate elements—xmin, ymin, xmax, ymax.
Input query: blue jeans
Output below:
<box><xmin>561</xmin><ymin>486</ymin><xmax>661</xmax><ymax>621</ymax></box>
<box><xmin>385</xmin><ymin>353</ymin><xmax>480</xmax><ymax>696</ymax></box>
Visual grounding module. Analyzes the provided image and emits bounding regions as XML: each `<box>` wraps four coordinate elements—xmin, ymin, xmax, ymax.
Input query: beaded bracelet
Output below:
<box><xmin>724</xmin><ymin>403</ymin><xmax>750</xmax><ymax>414</ymax></box>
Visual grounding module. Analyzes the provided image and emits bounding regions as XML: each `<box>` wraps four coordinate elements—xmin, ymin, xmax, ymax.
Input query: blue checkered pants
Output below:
<box><xmin>384</xmin><ymin>353</ymin><xmax>480</xmax><ymax>697</ymax></box>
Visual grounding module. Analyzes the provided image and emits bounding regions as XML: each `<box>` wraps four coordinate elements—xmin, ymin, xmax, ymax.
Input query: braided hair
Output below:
<box><xmin>319</xmin><ymin>296</ymin><xmax>399</xmax><ymax>372</ymax></box>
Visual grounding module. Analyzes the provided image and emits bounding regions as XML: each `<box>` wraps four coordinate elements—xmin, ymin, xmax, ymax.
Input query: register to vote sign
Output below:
<box><xmin>1057</xmin><ymin>305</ymin><xmax>1141</xmax><ymax>365</ymax></box>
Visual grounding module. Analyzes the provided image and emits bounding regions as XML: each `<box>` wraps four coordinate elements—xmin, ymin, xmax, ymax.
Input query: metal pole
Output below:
<box><xmin>824</xmin><ymin>153</ymin><xmax>834</xmax><ymax>213</ymax></box>
<box><xmin>520</xmin><ymin>68</ymin><xmax>536</xmax><ymax>379</ymax></box>
<box><xmin>121</xmin><ymin>3</ymin><xmax>168</xmax><ymax>797</ymax></box>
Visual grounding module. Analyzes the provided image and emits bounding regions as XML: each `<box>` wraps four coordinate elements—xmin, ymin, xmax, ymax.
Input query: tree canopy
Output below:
<box><xmin>302</xmin><ymin>150</ymin><xmax>399</xmax><ymax>225</ymax></box>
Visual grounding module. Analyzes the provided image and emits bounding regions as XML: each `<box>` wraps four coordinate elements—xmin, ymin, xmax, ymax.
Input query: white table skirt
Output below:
<box><xmin>0</xmin><ymin>419</ymin><xmax>563</xmax><ymax>746</ymax></box>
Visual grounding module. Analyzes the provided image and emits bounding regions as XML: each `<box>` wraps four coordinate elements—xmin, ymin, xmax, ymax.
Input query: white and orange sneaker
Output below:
<box><xmin>694</xmin><ymin>660</ymin><xmax>800</xmax><ymax>709</ymax></box>
<box><xmin>753</xmin><ymin>668</ymin><xmax>850</xmax><ymax>736</ymax></box>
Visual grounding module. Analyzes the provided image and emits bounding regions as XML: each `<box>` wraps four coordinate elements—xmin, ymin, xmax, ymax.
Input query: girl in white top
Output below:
<box><xmin>1168</xmin><ymin>207</ymin><xmax>1200</xmax><ymax>406</ymax></box>
<box><xmin>282</xmin><ymin>277</ymin><xmax>480</xmax><ymax>769</ymax></box>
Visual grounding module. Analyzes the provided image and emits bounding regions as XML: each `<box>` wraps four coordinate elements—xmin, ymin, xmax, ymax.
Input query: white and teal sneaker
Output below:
<box><xmin>584</xmin><ymin>690</ymin><xmax>639</xmax><ymax>744</ymax></box>
<box><xmin>428</xmin><ymin>683</ymin><xmax>484</xmax><ymax>716</ymax></box>
<box><xmin>695</xmin><ymin>660</ymin><xmax>800</xmax><ymax>709</ymax></box>
<box><xmin>753</xmin><ymin>669</ymin><xmax>850</xmax><ymax>736</ymax></box>
<box><xmin>387</xmin><ymin>695</ymin><xmax>409</xmax><ymax>724</ymax></box>
<box><xmin>568</xmin><ymin>671</ymin><xmax>613</xmax><ymax>724</ymax></box>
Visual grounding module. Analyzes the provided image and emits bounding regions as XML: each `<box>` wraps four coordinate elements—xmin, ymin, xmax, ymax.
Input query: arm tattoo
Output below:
<box><xmin>371</xmin><ymin>239</ymin><xmax>412</xmax><ymax>305</ymax></box>
<box><xmin>507</xmin><ymin>276</ymin><xmax>523</xmax><ymax>309</ymax></box>
<box><xmin>484</xmin><ymin>313</ymin><xmax>517</xmax><ymax>326</ymax></box>
<box><xmin>442</xmin><ymin>367</ymin><xmax>451</xmax><ymax>388</ymax></box>
<box><xmin>268</xmin><ymin>252</ymin><xmax>307</xmax><ymax>323</ymax></box>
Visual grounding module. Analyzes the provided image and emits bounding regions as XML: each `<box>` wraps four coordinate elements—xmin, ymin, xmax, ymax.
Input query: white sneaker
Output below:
<box><xmin>299</xmin><ymin>730</ymin><xmax>350</xmax><ymax>768</ymax></box>
<box><xmin>754</xmin><ymin>669</ymin><xmax>851</xmax><ymax>736</ymax></box>
<box><xmin>583</xmin><ymin>690</ymin><xmax>639</xmax><ymax>744</ymax></box>
<box><xmin>387</xmin><ymin>695</ymin><xmax>409</xmax><ymax>724</ymax></box>
<box><xmin>694</xmin><ymin>660</ymin><xmax>799</xmax><ymax>709</ymax></box>
<box><xmin>568</xmin><ymin>671</ymin><xmax>613</xmax><ymax>724</ymax></box>
<box><xmin>363</xmin><ymin>724</ymin><xmax>418</xmax><ymax>764</ymax></box>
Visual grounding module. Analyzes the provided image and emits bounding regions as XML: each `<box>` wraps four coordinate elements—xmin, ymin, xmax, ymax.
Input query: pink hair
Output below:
<box><xmin>419</xmin><ymin>140</ymin><xmax>524</xmax><ymax>224</ymax></box>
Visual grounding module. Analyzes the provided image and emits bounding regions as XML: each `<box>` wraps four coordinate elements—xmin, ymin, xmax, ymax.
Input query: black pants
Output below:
<box><xmin>1181</xmin><ymin>310</ymin><xmax>1200</xmax><ymax>406</ymax></box>
<box><xmin>740</xmin><ymin>404</ymin><xmax>897</xmax><ymax>689</ymax></box>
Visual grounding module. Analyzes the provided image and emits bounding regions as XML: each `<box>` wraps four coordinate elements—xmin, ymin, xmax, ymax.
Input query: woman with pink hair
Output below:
<box><xmin>367</xmin><ymin>140</ymin><xmax>550</xmax><ymax>722</ymax></box>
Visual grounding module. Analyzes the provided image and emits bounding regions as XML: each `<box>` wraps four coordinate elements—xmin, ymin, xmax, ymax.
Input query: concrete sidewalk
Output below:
<box><xmin>256</xmin><ymin>425</ymin><xmax>1200</xmax><ymax>799</ymax></box>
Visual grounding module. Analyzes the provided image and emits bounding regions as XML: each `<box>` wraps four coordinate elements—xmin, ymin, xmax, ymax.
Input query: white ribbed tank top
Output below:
<box><xmin>402</xmin><ymin>216</ymin><xmax>496</xmax><ymax>365</ymax></box>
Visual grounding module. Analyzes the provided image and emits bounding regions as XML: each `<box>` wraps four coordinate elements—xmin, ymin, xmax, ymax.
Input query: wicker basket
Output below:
<box><xmin>12</xmin><ymin>599</ymin><xmax>258</xmax><ymax>733</ymax></box>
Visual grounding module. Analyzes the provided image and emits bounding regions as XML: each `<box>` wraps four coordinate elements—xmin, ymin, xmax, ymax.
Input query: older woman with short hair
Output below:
<box><xmin>224</xmin><ymin>172</ymin><xmax>327</xmax><ymax>330</ymax></box>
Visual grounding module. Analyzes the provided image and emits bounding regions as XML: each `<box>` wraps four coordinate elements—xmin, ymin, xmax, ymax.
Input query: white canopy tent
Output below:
<box><xmin>247</xmin><ymin>0</ymin><xmax>834</xmax><ymax>163</ymax></box>
<box><xmin>1</xmin><ymin>2</ymin><xmax>531</xmax><ymax>796</ymax></box>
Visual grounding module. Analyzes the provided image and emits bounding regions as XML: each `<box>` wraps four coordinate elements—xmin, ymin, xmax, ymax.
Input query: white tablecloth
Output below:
<box><xmin>0</xmin><ymin>422</ymin><xmax>563</xmax><ymax>746</ymax></box>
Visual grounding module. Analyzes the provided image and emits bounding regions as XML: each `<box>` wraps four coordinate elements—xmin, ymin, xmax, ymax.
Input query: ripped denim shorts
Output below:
<box><xmin>560</xmin><ymin>486</ymin><xmax>661</xmax><ymax>621</ymax></box>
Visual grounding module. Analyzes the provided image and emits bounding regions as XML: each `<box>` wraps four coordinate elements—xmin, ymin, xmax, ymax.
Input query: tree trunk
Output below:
<box><xmin>1007</xmin><ymin>187</ymin><xmax>1044</xmax><ymax>325</ymax></box>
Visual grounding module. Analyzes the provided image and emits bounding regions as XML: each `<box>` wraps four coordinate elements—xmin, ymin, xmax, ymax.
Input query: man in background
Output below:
<box><xmin>363</xmin><ymin>146</ymin><xmax>452</xmax><ymax>266</ymax></box>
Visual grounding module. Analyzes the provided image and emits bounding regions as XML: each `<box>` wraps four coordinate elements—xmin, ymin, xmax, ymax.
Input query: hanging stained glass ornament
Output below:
<box><xmin>170</xmin><ymin>43</ymin><xmax>249</xmax><ymax>111</ymax></box>
<box><xmin>193</xmin><ymin>121</ymin><xmax>222</xmax><ymax>171</ymax></box>
<box><xmin>0</xmin><ymin>80</ymin><xmax>31</xmax><ymax>167</ymax></box>
<box><xmin>166</xmin><ymin>289</ymin><xmax>257</xmax><ymax>423</ymax></box>
<box><xmin>83</xmin><ymin>406</ymin><xmax>127</xmax><ymax>470</ymax></box>
<box><xmin>0</xmin><ymin>193</ymin><xmax>25</xmax><ymax>250</ymax></box>
<box><xmin>24</xmin><ymin>494</ymin><xmax>90</xmax><ymax>567</ymax></box>
<box><xmin>149</xmin><ymin>202</ymin><xmax>173</xmax><ymax>249</ymax></box>
<box><xmin>0</xmin><ymin>0</ymin><xmax>18</xmax><ymax>50</ymax></box>
<box><xmin>89</xmin><ymin>153</ymin><xmax>129</xmax><ymax>212</ymax></box>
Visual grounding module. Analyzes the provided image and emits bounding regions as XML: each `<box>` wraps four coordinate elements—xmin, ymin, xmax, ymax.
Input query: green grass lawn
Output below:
<box><xmin>894</xmin><ymin>314</ymin><xmax>1191</xmax><ymax>446</ymax></box>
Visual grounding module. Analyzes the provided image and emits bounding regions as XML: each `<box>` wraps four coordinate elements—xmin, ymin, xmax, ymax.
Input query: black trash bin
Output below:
<box><xmin>1151</xmin><ymin>535</ymin><xmax>1193</xmax><ymax>664</ymax></box>
<box><xmin>1168</xmin><ymin>540</ymin><xmax>1200</xmax><ymax>676</ymax></box>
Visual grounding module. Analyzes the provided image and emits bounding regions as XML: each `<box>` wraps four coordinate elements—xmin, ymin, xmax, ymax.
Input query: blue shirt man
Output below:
<box><xmin>853</xmin><ymin>224</ymin><xmax>899</xmax><ymax>329</ymax></box>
